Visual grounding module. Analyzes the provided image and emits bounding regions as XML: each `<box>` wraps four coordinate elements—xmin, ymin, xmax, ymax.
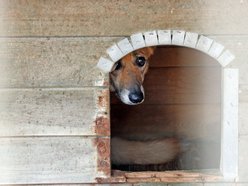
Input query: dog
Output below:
<box><xmin>110</xmin><ymin>47</ymin><xmax>182</xmax><ymax>165</ymax></box>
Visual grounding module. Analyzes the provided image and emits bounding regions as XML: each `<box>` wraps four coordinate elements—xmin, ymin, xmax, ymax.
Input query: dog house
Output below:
<box><xmin>97</xmin><ymin>30</ymin><xmax>238</xmax><ymax>183</ymax></box>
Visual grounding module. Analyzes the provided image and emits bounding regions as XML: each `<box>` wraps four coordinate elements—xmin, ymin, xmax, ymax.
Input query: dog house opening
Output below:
<box><xmin>110</xmin><ymin>46</ymin><xmax>222</xmax><ymax>172</ymax></box>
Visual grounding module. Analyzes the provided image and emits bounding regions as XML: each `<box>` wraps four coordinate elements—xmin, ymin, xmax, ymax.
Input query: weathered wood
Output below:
<box><xmin>239</xmin><ymin>103</ymin><xmax>248</xmax><ymax>136</ymax></box>
<box><xmin>111</xmin><ymin>67</ymin><xmax>221</xmax><ymax>104</ymax></box>
<box><xmin>0</xmin><ymin>137</ymin><xmax>110</xmax><ymax>184</ymax></box>
<box><xmin>238</xmin><ymin>135</ymin><xmax>248</xmax><ymax>182</ymax></box>
<box><xmin>98</xmin><ymin>170</ymin><xmax>224</xmax><ymax>184</ymax></box>
<box><xmin>0</xmin><ymin>88</ymin><xmax>109</xmax><ymax>136</ymax></box>
<box><xmin>204</xmin><ymin>183</ymin><xmax>236</xmax><ymax>186</ymax></box>
<box><xmin>0</xmin><ymin>37</ymin><xmax>118</xmax><ymax>88</ymax></box>
<box><xmin>0</xmin><ymin>0</ymin><xmax>248</xmax><ymax>36</ymax></box>
<box><xmin>239</xmin><ymin>85</ymin><xmax>248</xmax><ymax>136</ymax></box>
<box><xmin>123</xmin><ymin>170</ymin><xmax>220</xmax><ymax>179</ymax></box>
<box><xmin>111</xmin><ymin>104</ymin><xmax>221</xmax><ymax>139</ymax></box>
<box><xmin>27</xmin><ymin>184</ymin><xmax>132</xmax><ymax>186</ymax></box>
<box><xmin>1</xmin><ymin>36</ymin><xmax>248</xmax><ymax>88</ymax></box>
<box><xmin>167</xmin><ymin>184</ymin><xmax>203</xmax><ymax>186</ymax></box>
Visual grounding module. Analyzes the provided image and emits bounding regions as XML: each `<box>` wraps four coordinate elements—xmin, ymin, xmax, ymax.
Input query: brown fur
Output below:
<box><xmin>110</xmin><ymin>47</ymin><xmax>181</xmax><ymax>165</ymax></box>
<box><xmin>110</xmin><ymin>47</ymin><xmax>154</xmax><ymax>93</ymax></box>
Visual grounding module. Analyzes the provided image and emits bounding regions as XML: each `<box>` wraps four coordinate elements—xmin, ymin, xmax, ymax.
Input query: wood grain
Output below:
<box><xmin>238</xmin><ymin>135</ymin><xmax>248</xmax><ymax>182</ymax></box>
<box><xmin>111</xmin><ymin>67</ymin><xmax>221</xmax><ymax>104</ymax></box>
<box><xmin>0</xmin><ymin>88</ymin><xmax>109</xmax><ymax>136</ymax></box>
<box><xmin>149</xmin><ymin>46</ymin><xmax>220</xmax><ymax>67</ymax></box>
<box><xmin>0</xmin><ymin>37</ymin><xmax>117</xmax><ymax>88</ymax></box>
<box><xmin>0</xmin><ymin>137</ymin><xmax>110</xmax><ymax>184</ymax></box>
<box><xmin>0</xmin><ymin>0</ymin><xmax>248</xmax><ymax>36</ymax></box>
<box><xmin>239</xmin><ymin>85</ymin><xmax>248</xmax><ymax>136</ymax></box>
<box><xmin>111</xmin><ymin>104</ymin><xmax>221</xmax><ymax>140</ymax></box>
<box><xmin>0</xmin><ymin>36</ymin><xmax>248</xmax><ymax>88</ymax></box>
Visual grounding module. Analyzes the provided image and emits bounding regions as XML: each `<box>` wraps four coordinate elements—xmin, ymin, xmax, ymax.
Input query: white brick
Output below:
<box><xmin>117</xmin><ymin>38</ymin><xmax>134</xmax><ymax>55</ymax></box>
<box><xmin>143</xmin><ymin>30</ymin><xmax>158</xmax><ymax>46</ymax></box>
<box><xmin>218</xmin><ymin>50</ymin><xmax>235</xmax><ymax>67</ymax></box>
<box><xmin>130</xmin><ymin>32</ymin><xmax>146</xmax><ymax>50</ymax></box>
<box><xmin>172</xmin><ymin>30</ymin><xmax>185</xmax><ymax>46</ymax></box>
<box><xmin>184</xmin><ymin>32</ymin><xmax>199</xmax><ymax>48</ymax></box>
<box><xmin>196</xmin><ymin>35</ymin><xmax>213</xmax><ymax>52</ymax></box>
<box><xmin>106</xmin><ymin>44</ymin><xmax>124</xmax><ymax>62</ymax></box>
<box><xmin>208</xmin><ymin>42</ymin><xmax>225</xmax><ymax>59</ymax></box>
<box><xmin>157</xmin><ymin>30</ymin><xmax>171</xmax><ymax>45</ymax></box>
<box><xmin>97</xmin><ymin>57</ymin><xmax>115</xmax><ymax>73</ymax></box>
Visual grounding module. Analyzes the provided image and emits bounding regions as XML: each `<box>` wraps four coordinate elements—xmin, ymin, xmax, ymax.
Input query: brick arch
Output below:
<box><xmin>97</xmin><ymin>30</ymin><xmax>235</xmax><ymax>73</ymax></box>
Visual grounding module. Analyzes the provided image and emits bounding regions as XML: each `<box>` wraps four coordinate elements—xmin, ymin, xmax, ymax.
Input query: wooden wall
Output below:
<box><xmin>0</xmin><ymin>0</ymin><xmax>248</xmax><ymax>185</ymax></box>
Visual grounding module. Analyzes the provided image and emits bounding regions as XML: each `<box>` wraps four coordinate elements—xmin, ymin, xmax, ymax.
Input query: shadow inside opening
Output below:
<box><xmin>110</xmin><ymin>46</ymin><xmax>221</xmax><ymax>172</ymax></box>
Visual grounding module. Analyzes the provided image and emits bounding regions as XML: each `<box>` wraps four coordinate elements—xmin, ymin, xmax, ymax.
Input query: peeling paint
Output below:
<box><xmin>95</xmin><ymin>116</ymin><xmax>110</xmax><ymax>136</ymax></box>
<box><xmin>97</xmin><ymin>89</ymin><xmax>109</xmax><ymax>109</ymax></box>
<box><xmin>95</xmin><ymin>138</ymin><xmax>111</xmax><ymax>179</ymax></box>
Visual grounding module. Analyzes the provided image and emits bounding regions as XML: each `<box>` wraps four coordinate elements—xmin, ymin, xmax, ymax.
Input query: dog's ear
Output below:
<box><xmin>136</xmin><ymin>47</ymin><xmax>156</xmax><ymax>59</ymax></box>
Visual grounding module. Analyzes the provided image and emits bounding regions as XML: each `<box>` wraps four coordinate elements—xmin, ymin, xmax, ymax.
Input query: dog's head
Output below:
<box><xmin>110</xmin><ymin>47</ymin><xmax>155</xmax><ymax>105</ymax></box>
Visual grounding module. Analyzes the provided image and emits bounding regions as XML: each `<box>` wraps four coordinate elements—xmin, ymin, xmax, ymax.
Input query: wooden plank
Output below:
<box><xmin>27</xmin><ymin>185</ymin><xmax>132</xmax><ymax>186</ymax></box>
<box><xmin>1</xmin><ymin>36</ymin><xmax>248</xmax><ymax>88</ymax></box>
<box><xmin>98</xmin><ymin>170</ymin><xmax>224</xmax><ymax>184</ymax></box>
<box><xmin>0</xmin><ymin>0</ymin><xmax>248</xmax><ymax>36</ymax></box>
<box><xmin>144</xmin><ymin>67</ymin><xmax>221</xmax><ymax>104</ymax></box>
<box><xmin>239</xmin><ymin>102</ymin><xmax>248</xmax><ymax>136</ymax></box>
<box><xmin>0</xmin><ymin>88</ymin><xmax>109</xmax><ymax>136</ymax></box>
<box><xmin>0</xmin><ymin>137</ymin><xmax>110</xmax><ymax>184</ymax></box>
<box><xmin>111</xmin><ymin>67</ymin><xmax>221</xmax><ymax>104</ymax></box>
<box><xmin>124</xmin><ymin>170</ymin><xmax>220</xmax><ymax>179</ymax></box>
<box><xmin>111</xmin><ymin>104</ymin><xmax>221</xmax><ymax>140</ymax></box>
<box><xmin>221</xmin><ymin>69</ymin><xmax>239</xmax><ymax>179</ymax></box>
<box><xmin>238</xmin><ymin>135</ymin><xmax>248</xmax><ymax>182</ymax></box>
<box><xmin>239</xmin><ymin>85</ymin><xmax>248</xmax><ymax>102</ymax></box>
<box><xmin>0</xmin><ymin>37</ymin><xmax>118</xmax><ymax>88</ymax></box>
<box><xmin>239</xmin><ymin>85</ymin><xmax>248</xmax><ymax>136</ymax></box>
<box><xmin>204</xmin><ymin>184</ymin><xmax>236</xmax><ymax>186</ymax></box>
<box><xmin>149</xmin><ymin>46</ymin><xmax>221</xmax><ymax>67</ymax></box>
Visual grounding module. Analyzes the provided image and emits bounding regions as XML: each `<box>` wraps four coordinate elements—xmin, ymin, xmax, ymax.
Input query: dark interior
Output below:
<box><xmin>111</xmin><ymin>46</ymin><xmax>221</xmax><ymax>171</ymax></box>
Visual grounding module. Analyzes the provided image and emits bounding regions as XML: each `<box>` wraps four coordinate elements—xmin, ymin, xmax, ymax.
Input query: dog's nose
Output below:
<box><xmin>129</xmin><ymin>91</ymin><xmax>144</xmax><ymax>104</ymax></box>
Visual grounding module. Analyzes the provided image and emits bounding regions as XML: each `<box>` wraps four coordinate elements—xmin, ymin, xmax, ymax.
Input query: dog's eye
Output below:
<box><xmin>135</xmin><ymin>56</ymin><xmax>146</xmax><ymax>67</ymax></box>
<box><xmin>113</xmin><ymin>61</ymin><xmax>122</xmax><ymax>71</ymax></box>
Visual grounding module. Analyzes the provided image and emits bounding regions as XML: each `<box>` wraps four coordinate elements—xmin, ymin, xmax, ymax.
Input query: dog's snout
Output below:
<box><xmin>128</xmin><ymin>91</ymin><xmax>144</xmax><ymax>104</ymax></box>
